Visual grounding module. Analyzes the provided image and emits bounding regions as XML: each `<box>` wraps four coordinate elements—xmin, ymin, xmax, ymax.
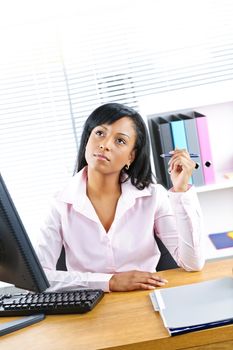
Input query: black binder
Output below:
<box><xmin>148</xmin><ymin>116</ymin><xmax>173</xmax><ymax>189</ymax></box>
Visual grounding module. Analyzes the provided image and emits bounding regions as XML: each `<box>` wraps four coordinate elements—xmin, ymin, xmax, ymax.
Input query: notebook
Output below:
<box><xmin>150</xmin><ymin>277</ymin><xmax>233</xmax><ymax>336</ymax></box>
<box><xmin>209</xmin><ymin>231</ymin><xmax>233</xmax><ymax>249</ymax></box>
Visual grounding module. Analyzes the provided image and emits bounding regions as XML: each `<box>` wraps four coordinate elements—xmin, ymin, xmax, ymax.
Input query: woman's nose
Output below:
<box><xmin>99</xmin><ymin>139</ymin><xmax>112</xmax><ymax>151</ymax></box>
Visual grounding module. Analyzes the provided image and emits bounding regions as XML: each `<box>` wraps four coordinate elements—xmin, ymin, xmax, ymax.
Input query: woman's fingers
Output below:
<box><xmin>136</xmin><ymin>276</ymin><xmax>168</xmax><ymax>290</ymax></box>
<box><xmin>147</xmin><ymin>278</ymin><xmax>167</xmax><ymax>287</ymax></box>
<box><xmin>168</xmin><ymin>149</ymin><xmax>196</xmax><ymax>177</ymax></box>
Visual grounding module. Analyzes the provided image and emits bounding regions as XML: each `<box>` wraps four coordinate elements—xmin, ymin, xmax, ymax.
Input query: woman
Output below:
<box><xmin>36</xmin><ymin>103</ymin><xmax>205</xmax><ymax>292</ymax></box>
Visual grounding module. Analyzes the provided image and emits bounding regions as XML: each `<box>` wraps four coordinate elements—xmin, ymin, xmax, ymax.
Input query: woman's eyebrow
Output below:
<box><xmin>116</xmin><ymin>132</ymin><xmax>130</xmax><ymax>139</ymax></box>
<box><xmin>98</xmin><ymin>125</ymin><xmax>107</xmax><ymax>130</ymax></box>
<box><xmin>98</xmin><ymin>125</ymin><xmax>130</xmax><ymax>139</ymax></box>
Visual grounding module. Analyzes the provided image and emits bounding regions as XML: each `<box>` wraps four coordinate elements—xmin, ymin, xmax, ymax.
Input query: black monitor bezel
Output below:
<box><xmin>0</xmin><ymin>173</ymin><xmax>49</xmax><ymax>292</ymax></box>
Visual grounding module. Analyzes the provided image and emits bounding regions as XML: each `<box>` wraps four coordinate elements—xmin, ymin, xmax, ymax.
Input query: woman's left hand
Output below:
<box><xmin>168</xmin><ymin>149</ymin><xmax>196</xmax><ymax>192</ymax></box>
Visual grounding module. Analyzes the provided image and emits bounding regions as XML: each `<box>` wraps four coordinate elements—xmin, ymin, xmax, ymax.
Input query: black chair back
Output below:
<box><xmin>154</xmin><ymin>234</ymin><xmax>178</xmax><ymax>271</ymax></box>
<box><xmin>56</xmin><ymin>246</ymin><xmax>67</xmax><ymax>271</ymax></box>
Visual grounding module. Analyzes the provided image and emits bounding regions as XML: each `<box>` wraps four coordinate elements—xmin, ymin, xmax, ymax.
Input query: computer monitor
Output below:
<box><xmin>0</xmin><ymin>173</ymin><xmax>49</xmax><ymax>293</ymax></box>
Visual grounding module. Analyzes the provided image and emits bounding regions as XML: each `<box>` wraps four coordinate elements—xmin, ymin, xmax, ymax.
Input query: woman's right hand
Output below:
<box><xmin>109</xmin><ymin>270</ymin><xmax>168</xmax><ymax>292</ymax></box>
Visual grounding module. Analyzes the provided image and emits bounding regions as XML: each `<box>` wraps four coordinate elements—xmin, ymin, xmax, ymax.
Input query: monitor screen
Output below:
<box><xmin>0</xmin><ymin>173</ymin><xmax>49</xmax><ymax>293</ymax></box>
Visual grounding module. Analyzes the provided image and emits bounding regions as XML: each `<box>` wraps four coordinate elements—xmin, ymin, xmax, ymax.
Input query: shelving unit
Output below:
<box><xmin>189</xmin><ymin>102</ymin><xmax>233</xmax><ymax>260</ymax></box>
<box><xmin>140</xmin><ymin>84</ymin><xmax>233</xmax><ymax>261</ymax></box>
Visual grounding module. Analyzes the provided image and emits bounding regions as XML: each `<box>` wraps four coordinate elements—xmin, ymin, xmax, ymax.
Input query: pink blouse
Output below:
<box><xmin>36</xmin><ymin>167</ymin><xmax>205</xmax><ymax>292</ymax></box>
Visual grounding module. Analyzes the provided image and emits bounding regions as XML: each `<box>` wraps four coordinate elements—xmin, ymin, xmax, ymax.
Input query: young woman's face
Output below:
<box><xmin>85</xmin><ymin>117</ymin><xmax>136</xmax><ymax>175</ymax></box>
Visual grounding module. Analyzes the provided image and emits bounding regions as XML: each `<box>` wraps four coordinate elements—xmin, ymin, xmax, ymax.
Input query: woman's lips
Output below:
<box><xmin>94</xmin><ymin>153</ymin><xmax>110</xmax><ymax>161</ymax></box>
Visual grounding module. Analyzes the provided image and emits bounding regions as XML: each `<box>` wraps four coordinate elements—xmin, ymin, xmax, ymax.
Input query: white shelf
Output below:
<box><xmin>196</xmin><ymin>176</ymin><xmax>233</xmax><ymax>193</ymax></box>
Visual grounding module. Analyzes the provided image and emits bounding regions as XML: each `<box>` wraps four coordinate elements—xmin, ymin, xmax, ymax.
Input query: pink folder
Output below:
<box><xmin>195</xmin><ymin>112</ymin><xmax>215</xmax><ymax>184</ymax></box>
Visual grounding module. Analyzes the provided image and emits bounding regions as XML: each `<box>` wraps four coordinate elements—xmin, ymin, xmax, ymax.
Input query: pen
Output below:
<box><xmin>160</xmin><ymin>153</ymin><xmax>199</xmax><ymax>158</ymax></box>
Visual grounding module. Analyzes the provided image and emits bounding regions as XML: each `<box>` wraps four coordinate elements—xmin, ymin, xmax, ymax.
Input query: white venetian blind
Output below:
<box><xmin>61</xmin><ymin>0</ymin><xmax>233</xmax><ymax>123</ymax></box>
<box><xmin>0</xmin><ymin>21</ymin><xmax>77</xmax><ymax>241</ymax></box>
<box><xmin>1</xmin><ymin>0</ymin><xmax>233</xmax><ymax>242</ymax></box>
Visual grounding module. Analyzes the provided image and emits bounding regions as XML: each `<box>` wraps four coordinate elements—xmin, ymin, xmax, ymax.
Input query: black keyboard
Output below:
<box><xmin>0</xmin><ymin>289</ymin><xmax>104</xmax><ymax>316</ymax></box>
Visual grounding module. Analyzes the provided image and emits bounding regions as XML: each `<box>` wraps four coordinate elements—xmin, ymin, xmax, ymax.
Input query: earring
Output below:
<box><xmin>125</xmin><ymin>164</ymin><xmax>130</xmax><ymax>170</ymax></box>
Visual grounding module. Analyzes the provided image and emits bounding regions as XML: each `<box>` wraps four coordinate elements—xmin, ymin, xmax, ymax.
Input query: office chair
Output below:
<box><xmin>154</xmin><ymin>234</ymin><xmax>178</xmax><ymax>271</ymax></box>
<box><xmin>56</xmin><ymin>246</ymin><xmax>67</xmax><ymax>271</ymax></box>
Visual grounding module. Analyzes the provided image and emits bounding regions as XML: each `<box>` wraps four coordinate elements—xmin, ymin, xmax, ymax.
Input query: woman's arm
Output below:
<box><xmin>154</xmin><ymin>149</ymin><xmax>205</xmax><ymax>271</ymax></box>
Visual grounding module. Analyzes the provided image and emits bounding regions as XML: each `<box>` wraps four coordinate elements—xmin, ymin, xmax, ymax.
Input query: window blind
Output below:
<box><xmin>1</xmin><ymin>0</ymin><xmax>233</xmax><ymax>242</ymax></box>
<box><xmin>0</xmin><ymin>22</ymin><xmax>77</xmax><ymax>241</ymax></box>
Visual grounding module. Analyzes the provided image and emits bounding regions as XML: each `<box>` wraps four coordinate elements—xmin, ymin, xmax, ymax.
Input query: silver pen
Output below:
<box><xmin>160</xmin><ymin>153</ymin><xmax>199</xmax><ymax>158</ymax></box>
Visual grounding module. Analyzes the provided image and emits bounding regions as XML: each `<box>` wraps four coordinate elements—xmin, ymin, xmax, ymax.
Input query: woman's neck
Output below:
<box><xmin>86</xmin><ymin>168</ymin><xmax>122</xmax><ymax>232</ymax></box>
<box><xmin>86</xmin><ymin>168</ymin><xmax>121</xmax><ymax>198</ymax></box>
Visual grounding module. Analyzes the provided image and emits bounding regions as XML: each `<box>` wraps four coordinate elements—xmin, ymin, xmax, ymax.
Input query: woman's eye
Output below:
<box><xmin>95</xmin><ymin>130</ymin><xmax>104</xmax><ymax>136</ymax></box>
<box><xmin>116</xmin><ymin>138</ymin><xmax>126</xmax><ymax>145</ymax></box>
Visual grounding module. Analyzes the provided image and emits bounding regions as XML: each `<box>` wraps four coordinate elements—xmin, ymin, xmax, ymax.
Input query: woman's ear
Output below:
<box><xmin>129</xmin><ymin>149</ymin><xmax>136</xmax><ymax>163</ymax></box>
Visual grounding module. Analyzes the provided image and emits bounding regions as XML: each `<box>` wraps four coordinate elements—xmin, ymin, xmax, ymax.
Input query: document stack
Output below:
<box><xmin>149</xmin><ymin>277</ymin><xmax>233</xmax><ymax>336</ymax></box>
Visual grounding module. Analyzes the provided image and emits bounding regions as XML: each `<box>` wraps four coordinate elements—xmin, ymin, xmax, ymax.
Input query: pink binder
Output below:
<box><xmin>195</xmin><ymin>112</ymin><xmax>215</xmax><ymax>184</ymax></box>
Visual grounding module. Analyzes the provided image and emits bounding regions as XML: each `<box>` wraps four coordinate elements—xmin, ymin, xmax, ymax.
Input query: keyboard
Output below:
<box><xmin>0</xmin><ymin>289</ymin><xmax>104</xmax><ymax>316</ymax></box>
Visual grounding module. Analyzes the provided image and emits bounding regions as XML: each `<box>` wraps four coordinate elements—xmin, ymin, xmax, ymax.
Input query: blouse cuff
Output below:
<box><xmin>87</xmin><ymin>272</ymin><xmax>113</xmax><ymax>292</ymax></box>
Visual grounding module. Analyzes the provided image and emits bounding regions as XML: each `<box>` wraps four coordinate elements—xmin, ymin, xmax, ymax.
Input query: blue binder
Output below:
<box><xmin>169</xmin><ymin>115</ymin><xmax>192</xmax><ymax>184</ymax></box>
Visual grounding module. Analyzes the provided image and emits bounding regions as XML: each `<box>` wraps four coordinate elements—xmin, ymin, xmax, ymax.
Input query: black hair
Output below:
<box><xmin>74</xmin><ymin>102</ymin><xmax>153</xmax><ymax>190</ymax></box>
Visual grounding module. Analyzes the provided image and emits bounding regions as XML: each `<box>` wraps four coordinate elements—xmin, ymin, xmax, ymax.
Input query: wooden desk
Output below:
<box><xmin>1</xmin><ymin>258</ymin><xmax>233</xmax><ymax>350</ymax></box>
